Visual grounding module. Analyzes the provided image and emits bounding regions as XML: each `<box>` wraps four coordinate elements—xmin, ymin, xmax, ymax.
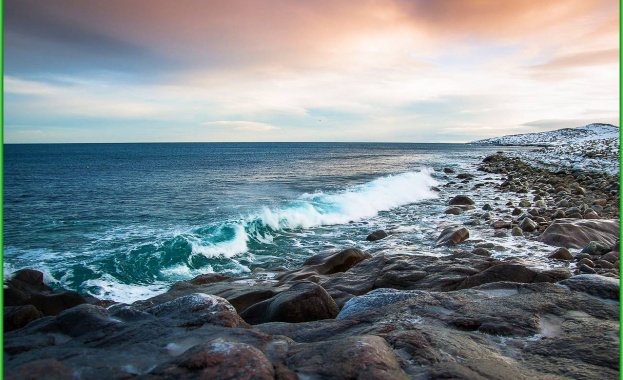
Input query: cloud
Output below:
<box><xmin>5</xmin><ymin>76</ymin><xmax>60</xmax><ymax>95</ymax></box>
<box><xmin>201</xmin><ymin>121</ymin><xmax>279</xmax><ymax>132</ymax></box>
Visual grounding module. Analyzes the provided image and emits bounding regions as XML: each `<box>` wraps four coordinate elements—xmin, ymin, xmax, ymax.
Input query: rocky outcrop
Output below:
<box><xmin>538</xmin><ymin>219</ymin><xmax>619</xmax><ymax>249</ymax></box>
<box><xmin>240</xmin><ymin>282</ymin><xmax>339</xmax><ymax>324</ymax></box>
<box><xmin>366</xmin><ymin>229</ymin><xmax>388</xmax><ymax>241</ymax></box>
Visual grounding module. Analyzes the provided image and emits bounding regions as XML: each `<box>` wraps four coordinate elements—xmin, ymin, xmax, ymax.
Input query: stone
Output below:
<box><xmin>435</xmin><ymin>226</ymin><xmax>469</xmax><ymax>246</ymax></box>
<box><xmin>146</xmin><ymin>340</ymin><xmax>276</xmax><ymax>380</ymax></box>
<box><xmin>518</xmin><ymin>199</ymin><xmax>531</xmax><ymax>207</ymax></box>
<box><xmin>471</xmin><ymin>248</ymin><xmax>492</xmax><ymax>257</ymax></box>
<box><xmin>285</xmin><ymin>335</ymin><xmax>409</xmax><ymax>380</ymax></box>
<box><xmin>240</xmin><ymin>282</ymin><xmax>339</xmax><ymax>325</ymax></box>
<box><xmin>552</xmin><ymin>209</ymin><xmax>566</xmax><ymax>219</ymax></box>
<box><xmin>581</xmin><ymin>241</ymin><xmax>611</xmax><ymax>255</ymax></box>
<box><xmin>482</xmin><ymin>204</ymin><xmax>493</xmax><ymax>211</ymax></box>
<box><xmin>577</xmin><ymin>258</ymin><xmax>595</xmax><ymax>268</ymax></box>
<box><xmin>511</xmin><ymin>227</ymin><xmax>524</xmax><ymax>237</ymax></box>
<box><xmin>559</xmin><ymin>275</ymin><xmax>619</xmax><ymax>300</ymax></box>
<box><xmin>299</xmin><ymin>248</ymin><xmax>372</xmax><ymax>275</ymax></box>
<box><xmin>579</xmin><ymin>264</ymin><xmax>596</xmax><ymax>274</ymax></box>
<box><xmin>366</xmin><ymin>230</ymin><xmax>388</xmax><ymax>241</ymax></box>
<box><xmin>443</xmin><ymin>167</ymin><xmax>455</xmax><ymax>174</ymax></box>
<box><xmin>537</xmin><ymin>219</ymin><xmax>619</xmax><ymax>249</ymax></box>
<box><xmin>189</xmin><ymin>273</ymin><xmax>230</xmax><ymax>285</ymax></box>
<box><xmin>548</xmin><ymin>247</ymin><xmax>573</xmax><ymax>261</ymax></box>
<box><xmin>454</xmin><ymin>264</ymin><xmax>571</xmax><ymax>290</ymax></box>
<box><xmin>146</xmin><ymin>293</ymin><xmax>244</xmax><ymax>328</ymax></box>
<box><xmin>448</xmin><ymin>195</ymin><xmax>475</xmax><ymax>206</ymax></box>
<box><xmin>511</xmin><ymin>207</ymin><xmax>522</xmax><ymax>216</ymax></box>
<box><xmin>444</xmin><ymin>207</ymin><xmax>463</xmax><ymax>215</ymax></box>
<box><xmin>4</xmin><ymin>305</ymin><xmax>43</xmax><ymax>332</ymax></box>
<box><xmin>492</xmin><ymin>220</ymin><xmax>511</xmax><ymax>229</ymax></box>
<box><xmin>600</xmin><ymin>251</ymin><xmax>619</xmax><ymax>263</ymax></box>
<box><xmin>519</xmin><ymin>217</ymin><xmax>538</xmax><ymax>232</ymax></box>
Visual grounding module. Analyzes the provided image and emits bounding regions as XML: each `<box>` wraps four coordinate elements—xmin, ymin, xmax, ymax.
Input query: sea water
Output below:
<box><xmin>4</xmin><ymin>142</ymin><xmax>522</xmax><ymax>302</ymax></box>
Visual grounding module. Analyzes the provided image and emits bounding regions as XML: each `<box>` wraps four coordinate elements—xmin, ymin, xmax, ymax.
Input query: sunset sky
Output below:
<box><xmin>4</xmin><ymin>0</ymin><xmax>620</xmax><ymax>143</ymax></box>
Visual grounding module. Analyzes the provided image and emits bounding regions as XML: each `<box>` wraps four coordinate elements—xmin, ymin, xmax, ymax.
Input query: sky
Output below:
<box><xmin>4</xmin><ymin>0</ymin><xmax>620</xmax><ymax>143</ymax></box>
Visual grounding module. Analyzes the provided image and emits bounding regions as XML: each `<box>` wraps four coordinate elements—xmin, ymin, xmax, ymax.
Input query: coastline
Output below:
<box><xmin>4</xmin><ymin>151</ymin><xmax>620</xmax><ymax>379</ymax></box>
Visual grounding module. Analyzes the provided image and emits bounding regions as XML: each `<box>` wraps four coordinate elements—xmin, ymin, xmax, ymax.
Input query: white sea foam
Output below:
<box><xmin>188</xmin><ymin>224</ymin><xmax>249</xmax><ymax>259</ymax></box>
<box><xmin>186</xmin><ymin>169</ymin><xmax>439</xmax><ymax>259</ymax></box>
<box><xmin>255</xmin><ymin>169</ymin><xmax>439</xmax><ymax>230</ymax></box>
<box><xmin>83</xmin><ymin>276</ymin><xmax>170</xmax><ymax>304</ymax></box>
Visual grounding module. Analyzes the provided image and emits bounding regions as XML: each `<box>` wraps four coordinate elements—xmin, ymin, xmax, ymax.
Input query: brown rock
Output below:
<box><xmin>537</xmin><ymin>219</ymin><xmax>619</xmax><ymax>249</ymax></box>
<box><xmin>240</xmin><ymin>282</ymin><xmax>339</xmax><ymax>325</ymax></box>
<box><xmin>366</xmin><ymin>230</ymin><xmax>388</xmax><ymax>241</ymax></box>
<box><xmin>148</xmin><ymin>340</ymin><xmax>275</xmax><ymax>380</ymax></box>
<box><xmin>435</xmin><ymin>226</ymin><xmax>470</xmax><ymax>246</ymax></box>
<box><xmin>548</xmin><ymin>247</ymin><xmax>574</xmax><ymax>261</ymax></box>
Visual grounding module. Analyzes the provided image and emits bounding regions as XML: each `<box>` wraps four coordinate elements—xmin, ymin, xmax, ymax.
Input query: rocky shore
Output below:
<box><xmin>4</xmin><ymin>152</ymin><xmax>620</xmax><ymax>380</ymax></box>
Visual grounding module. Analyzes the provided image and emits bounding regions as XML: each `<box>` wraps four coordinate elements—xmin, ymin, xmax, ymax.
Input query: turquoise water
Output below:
<box><xmin>4</xmin><ymin>143</ymin><xmax>508</xmax><ymax>302</ymax></box>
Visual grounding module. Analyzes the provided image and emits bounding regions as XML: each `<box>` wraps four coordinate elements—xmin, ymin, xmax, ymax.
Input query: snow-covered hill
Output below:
<box><xmin>471</xmin><ymin>123</ymin><xmax>620</xmax><ymax>175</ymax></box>
<box><xmin>471</xmin><ymin>123</ymin><xmax>619</xmax><ymax>146</ymax></box>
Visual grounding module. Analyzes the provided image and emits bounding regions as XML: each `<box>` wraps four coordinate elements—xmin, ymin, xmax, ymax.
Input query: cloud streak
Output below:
<box><xmin>4</xmin><ymin>0</ymin><xmax>619</xmax><ymax>143</ymax></box>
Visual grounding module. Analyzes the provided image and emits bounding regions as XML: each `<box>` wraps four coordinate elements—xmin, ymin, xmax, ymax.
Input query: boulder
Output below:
<box><xmin>240</xmin><ymin>282</ymin><xmax>339</xmax><ymax>325</ymax></box>
<box><xmin>548</xmin><ymin>247</ymin><xmax>573</xmax><ymax>261</ymax></box>
<box><xmin>444</xmin><ymin>207</ymin><xmax>463</xmax><ymax>215</ymax></box>
<box><xmin>454</xmin><ymin>264</ymin><xmax>571</xmax><ymax>290</ymax></box>
<box><xmin>366</xmin><ymin>230</ymin><xmax>388</xmax><ymax>241</ymax></box>
<box><xmin>146</xmin><ymin>293</ymin><xmax>244</xmax><ymax>328</ymax></box>
<box><xmin>284</xmin><ymin>335</ymin><xmax>409</xmax><ymax>380</ymax></box>
<box><xmin>4</xmin><ymin>305</ymin><xmax>43</xmax><ymax>332</ymax></box>
<box><xmin>146</xmin><ymin>340</ymin><xmax>275</xmax><ymax>380</ymax></box>
<box><xmin>298</xmin><ymin>248</ymin><xmax>372</xmax><ymax>275</ymax></box>
<box><xmin>448</xmin><ymin>195</ymin><xmax>475</xmax><ymax>206</ymax></box>
<box><xmin>537</xmin><ymin>219</ymin><xmax>619</xmax><ymax>249</ymax></box>
<box><xmin>492</xmin><ymin>220</ymin><xmax>512</xmax><ymax>229</ymax></box>
<box><xmin>558</xmin><ymin>275</ymin><xmax>619</xmax><ymax>300</ymax></box>
<box><xmin>581</xmin><ymin>241</ymin><xmax>611</xmax><ymax>255</ymax></box>
<box><xmin>435</xmin><ymin>226</ymin><xmax>469</xmax><ymax>246</ymax></box>
<box><xmin>519</xmin><ymin>217</ymin><xmax>538</xmax><ymax>232</ymax></box>
<box><xmin>511</xmin><ymin>227</ymin><xmax>524</xmax><ymax>237</ymax></box>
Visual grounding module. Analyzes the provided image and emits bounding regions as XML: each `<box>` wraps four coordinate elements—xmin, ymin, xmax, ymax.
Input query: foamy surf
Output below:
<box><xmin>188</xmin><ymin>169</ymin><xmax>439</xmax><ymax>259</ymax></box>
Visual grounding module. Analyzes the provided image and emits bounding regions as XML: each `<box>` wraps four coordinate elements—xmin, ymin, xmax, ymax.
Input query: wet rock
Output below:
<box><xmin>482</xmin><ymin>203</ymin><xmax>493</xmax><ymax>211</ymax></box>
<box><xmin>537</xmin><ymin>219</ymin><xmax>619</xmax><ymax>249</ymax></box>
<box><xmin>299</xmin><ymin>248</ymin><xmax>372</xmax><ymax>276</ymax></box>
<box><xmin>146</xmin><ymin>293</ymin><xmax>245</xmax><ymax>328</ymax></box>
<box><xmin>511</xmin><ymin>227</ymin><xmax>524</xmax><ymax>237</ymax></box>
<box><xmin>519</xmin><ymin>217</ymin><xmax>538</xmax><ymax>232</ymax></box>
<box><xmin>600</xmin><ymin>251</ymin><xmax>619</xmax><ymax>263</ymax></box>
<box><xmin>285</xmin><ymin>335</ymin><xmax>409</xmax><ymax>380</ymax></box>
<box><xmin>552</xmin><ymin>209</ymin><xmax>566</xmax><ymax>219</ymax></box>
<box><xmin>471</xmin><ymin>248</ymin><xmax>492</xmax><ymax>256</ymax></box>
<box><xmin>448</xmin><ymin>195</ymin><xmax>475</xmax><ymax>206</ymax></box>
<box><xmin>435</xmin><ymin>226</ymin><xmax>469</xmax><ymax>246</ymax></box>
<box><xmin>581</xmin><ymin>241</ymin><xmax>611</xmax><ymax>255</ymax></box>
<box><xmin>595</xmin><ymin>260</ymin><xmax>614</xmax><ymax>269</ymax></box>
<box><xmin>146</xmin><ymin>339</ymin><xmax>275</xmax><ymax>380</ymax></box>
<box><xmin>548</xmin><ymin>247</ymin><xmax>573</xmax><ymax>261</ymax></box>
<box><xmin>240</xmin><ymin>282</ymin><xmax>339</xmax><ymax>325</ymax></box>
<box><xmin>518</xmin><ymin>199</ymin><xmax>531</xmax><ymax>207</ymax></box>
<box><xmin>444</xmin><ymin>206</ymin><xmax>463</xmax><ymax>215</ymax></box>
<box><xmin>189</xmin><ymin>273</ymin><xmax>230</xmax><ymax>285</ymax></box>
<box><xmin>579</xmin><ymin>264</ymin><xmax>597</xmax><ymax>274</ymax></box>
<box><xmin>577</xmin><ymin>258</ymin><xmax>595</xmax><ymax>268</ymax></box>
<box><xmin>5</xmin><ymin>359</ymin><xmax>75</xmax><ymax>380</ymax></box>
<box><xmin>443</xmin><ymin>167</ymin><xmax>455</xmax><ymax>174</ymax></box>
<box><xmin>366</xmin><ymin>230</ymin><xmax>388</xmax><ymax>241</ymax></box>
<box><xmin>492</xmin><ymin>220</ymin><xmax>512</xmax><ymax>229</ymax></box>
<box><xmin>454</xmin><ymin>264</ymin><xmax>571</xmax><ymax>290</ymax></box>
<box><xmin>558</xmin><ymin>275</ymin><xmax>619</xmax><ymax>300</ymax></box>
<box><xmin>4</xmin><ymin>305</ymin><xmax>43</xmax><ymax>332</ymax></box>
<box><xmin>511</xmin><ymin>207</ymin><xmax>522</xmax><ymax>215</ymax></box>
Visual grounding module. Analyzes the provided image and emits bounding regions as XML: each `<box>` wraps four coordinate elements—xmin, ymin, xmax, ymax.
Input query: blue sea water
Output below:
<box><xmin>4</xmin><ymin>142</ymin><xmax>510</xmax><ymax>302</ymax></box>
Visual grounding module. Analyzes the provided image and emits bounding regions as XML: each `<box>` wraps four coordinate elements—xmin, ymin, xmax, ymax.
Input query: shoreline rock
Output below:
<box><xmin>4</xmin><ymin>152</ymin><xmax>619</xmax><ymax>379</ymax></box>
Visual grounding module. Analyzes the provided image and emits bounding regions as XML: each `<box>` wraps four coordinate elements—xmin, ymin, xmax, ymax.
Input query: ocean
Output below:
<box><xmin>4</xmin><ymin>142</ymin><xmax>520</xmax><ymax>302</ymax></box>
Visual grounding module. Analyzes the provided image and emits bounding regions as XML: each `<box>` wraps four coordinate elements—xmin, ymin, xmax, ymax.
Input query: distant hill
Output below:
<box><xmin>471</xmin><ymin>123</ymin><xmax>619</xmax><ymax>174</ymax></box>
<box><xmin>470</xmin><ymin>123</ymin><xmax>619</xmax><ymax>147</ymax></box>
